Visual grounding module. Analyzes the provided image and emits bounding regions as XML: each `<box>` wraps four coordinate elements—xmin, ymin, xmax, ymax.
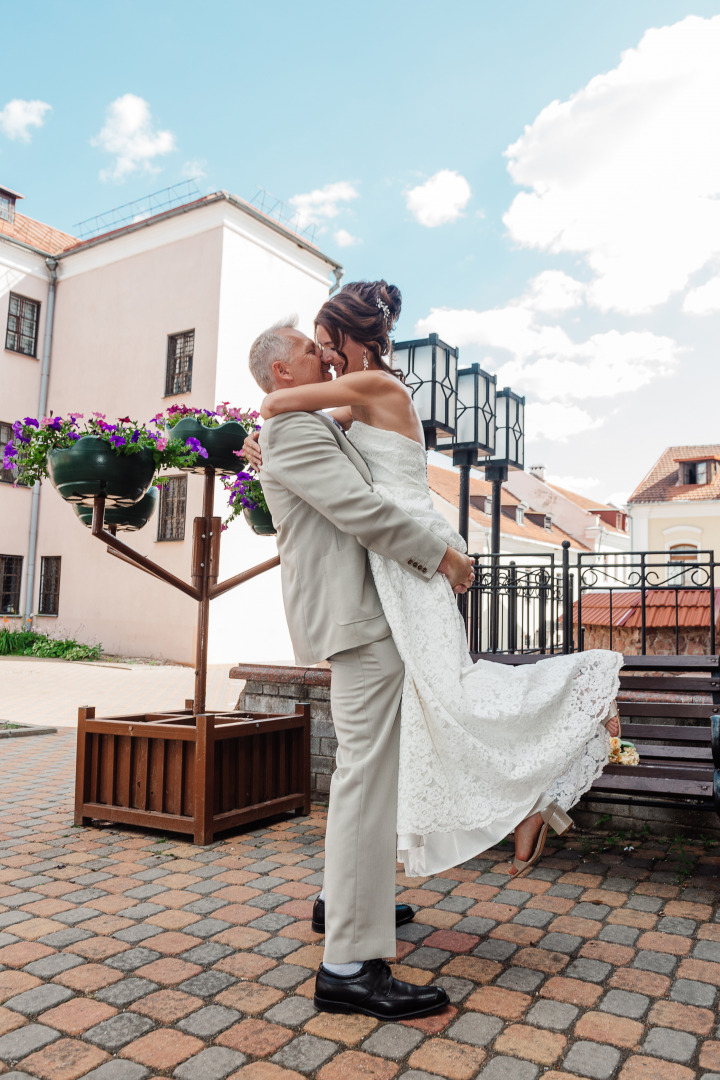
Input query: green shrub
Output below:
<box><xmin>0</xmin><ymin>627</ymin><xmax>102</xmax><ymax>661</ymax></box>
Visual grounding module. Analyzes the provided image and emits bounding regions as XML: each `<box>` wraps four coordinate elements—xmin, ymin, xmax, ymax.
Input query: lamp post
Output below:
<box><xmin>445</xmin><ymin>364</ymin><xmax>497</xmax><ymax>546</ymax></box>
<box><xmin>393</xmin><ymin>334</ymin><xmax>458</xmax><ymax>450</ymax></box>
<box><xmin>482</xmin><ymin>388</ymin><xmax>525</xmax><ymax>651</ymax></box>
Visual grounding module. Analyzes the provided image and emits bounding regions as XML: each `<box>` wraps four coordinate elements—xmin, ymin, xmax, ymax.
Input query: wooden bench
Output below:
<box><xmin>477</xmin><ymin>652</ymin><xmax>720</xmax><ymax>820</ymax></box>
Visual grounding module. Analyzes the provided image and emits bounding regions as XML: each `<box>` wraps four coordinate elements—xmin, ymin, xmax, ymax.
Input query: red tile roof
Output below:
<box><xmin>0</xmin><ymin>211</ymin><xmax>77</xmax><ymax>255</ymax></box>
<box><xmin>629</xmin><ymin>445</ymin><xmax>720</xmax><ymax>503</ymax></box>
<box><xmin>428</xmin><ymin>466</ymin><xmax>590</xmax><ymax>551</ymax></box>
<box><xmin>574</xmin><ymin>589</ymin><xmax>720</xmax><ymax>628</ymax></box>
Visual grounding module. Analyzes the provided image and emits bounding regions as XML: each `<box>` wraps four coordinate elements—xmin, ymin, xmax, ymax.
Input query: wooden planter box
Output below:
<box><xmin>74</xmin><ymin>703</ymin><xmax>311</xmax><ymax>845</ymax></box>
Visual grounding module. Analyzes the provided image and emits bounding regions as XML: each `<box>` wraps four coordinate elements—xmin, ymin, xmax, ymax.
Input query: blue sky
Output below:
<box><xmin>3</xmin><ymin>0</ymin><xmax>719</xmax><ymax>504</ymax></box>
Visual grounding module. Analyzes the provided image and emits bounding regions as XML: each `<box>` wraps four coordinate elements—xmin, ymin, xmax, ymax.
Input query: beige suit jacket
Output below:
<box><xmin>259</xmin><ymin>411</ymin><xmax>448</xmax><ymax>665</ymax></box>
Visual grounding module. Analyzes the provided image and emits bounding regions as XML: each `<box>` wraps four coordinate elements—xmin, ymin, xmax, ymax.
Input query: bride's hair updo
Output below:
<box><xmin>315</xmin><ymin>280</ymin><xmax>405</xmax><ymax>380</ymax></box>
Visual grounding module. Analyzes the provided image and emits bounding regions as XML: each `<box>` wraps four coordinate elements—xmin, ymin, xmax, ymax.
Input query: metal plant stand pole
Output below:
<box><xmin>485</xmin><ymin>462</ymin><xmax>508</xmax><ymax>653</ymax></box>
<box><xmin>91</xmin><ymin>466</ymin><xmax>279</xmax><ymax>713</ymax></box>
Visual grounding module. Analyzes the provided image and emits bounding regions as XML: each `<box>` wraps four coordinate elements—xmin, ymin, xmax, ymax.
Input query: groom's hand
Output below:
<box><xmin>242</xmin><ymin>432</ymin><xmax>262</xmax><ymax>471</ymax></box>
<box><xmin>437</xmin><ymin>547</ymin><xmax>475</xmax><ymax>593</ymax></box>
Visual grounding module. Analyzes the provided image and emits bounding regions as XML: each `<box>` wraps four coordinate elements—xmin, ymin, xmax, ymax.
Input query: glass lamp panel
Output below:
<box><xmin>455</xmin><ymin>369</ymin><xmax>477</xmax><ymax>445</ymax></box>
<box><xmin>406</xmin><ymin>344</ymin><xmax>434</xmax><ymax>423</ymax></box>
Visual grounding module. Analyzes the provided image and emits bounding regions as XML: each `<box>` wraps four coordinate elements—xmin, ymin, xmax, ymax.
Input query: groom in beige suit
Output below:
<box><xmin>247</xmin><ymin>317</ymin><xmax>473</xmax><ymax>1019</ymax></box>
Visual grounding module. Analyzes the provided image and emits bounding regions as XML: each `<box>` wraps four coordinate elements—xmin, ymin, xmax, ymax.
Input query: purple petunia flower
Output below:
<box><xmin>130</xmin><ymin>430</ymin><xmax>141</xmax><ymax>443</ymax></box>
<box><xmin>185</xmin><ymin>437</ymin><xmax>209</xmax><ymax>459</ymax></box>
<box><xmin>109</xmin><ymin>434</ymin><xmax>126</xmax><ymax>448</ymax></box>
<box><xmin>23</xmin><ymin>418</ymin><xmax>39</xmax><ymax>429</ymax></box>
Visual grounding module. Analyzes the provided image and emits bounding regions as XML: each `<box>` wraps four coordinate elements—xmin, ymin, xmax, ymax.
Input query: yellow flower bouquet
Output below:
<box><xmin>609</xmin><ymin>736</ymin><xmax>640</xmax><ymax>766</ymax></box>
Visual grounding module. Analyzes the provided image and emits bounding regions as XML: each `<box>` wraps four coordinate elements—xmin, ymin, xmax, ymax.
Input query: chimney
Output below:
<box><xmin>529</xmin><ymin>464</ymin><xmax>546</xmax><ymax>482</ymax></box>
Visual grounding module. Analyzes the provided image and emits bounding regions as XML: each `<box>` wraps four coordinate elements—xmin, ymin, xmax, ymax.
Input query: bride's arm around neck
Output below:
<box><xmin>260</xmin><ymin>371</ymin><xmax>401</xmax><ymax>420</ymax></box>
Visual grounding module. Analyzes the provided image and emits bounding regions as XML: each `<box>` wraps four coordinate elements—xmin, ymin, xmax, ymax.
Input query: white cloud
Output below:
<box><xmin>526</xmin><ymin>403</ymin><xmax>602</xmax><ymax>443</ymax></box>
<box><xmin>405</xmin><ymin>170</ymin><xmax>472</xmax><ymax>227</ymax></box>
<box><xmin>0</xmin><ymin>99</ymin><xmax>51</xmax><ymax>141</ymax></box>
<box><xmin>526</xmin><ymin>271</ymin><xmax>585</xmax><ymax>313</ymax></box>
<box><xmin>683</xmin><ymin>273</ymin><xmax>720</xmax><ymax>314</ymax></box>
<box><xmin>181</xmin><ymin>158</ymin><xmax>207</xmax><ymax>179</ymax></box>
<box><xmin>547</xmin><ymin>474</ymin><xmax>600</xmax><ymax>493</ymax></box>
<box><xmin>606</xmin><ymin>491</ymin><xmax>631</xmax><ymax>508</ymax></box>
<box><xmin>503</xmin><ymin>15</ymin><xmax>720</xmax><ymax>313</ymax></box>
<box><xmin>288</xmin><ymin>182</ymin><xmax>359</xmax><ymax>228</ymax></box>
<box><xmin>92</xmin><ymin>94</ymin><xmax>175</xmax><ymax>181</ymax></box>
<box><xmin>334</xmin><ymin>228</ymin><xmax>360</xmax><ymax>247</ymax></box>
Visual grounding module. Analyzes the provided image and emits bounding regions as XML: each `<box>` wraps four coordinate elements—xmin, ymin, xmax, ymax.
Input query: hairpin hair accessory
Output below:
<box><xmin>376</xmin><ymin>296</ymin><xmax>391</xmax><ymax>322</ymax></box>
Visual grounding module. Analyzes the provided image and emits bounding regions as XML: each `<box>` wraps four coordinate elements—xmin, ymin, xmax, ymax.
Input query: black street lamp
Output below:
<box><xmin>393</xmin><ymin>334</ymin><xmax>458</xmax><ymax>450</ymax></box>
<box><xmin>482</xmin><ymin>387</ymin><xmax>525</xmax><ymax>651</ymax></box>
<box><xmin>445</xmin><ymin>364</ymin><xmax>497</xmax><ymax>546</ymax></box>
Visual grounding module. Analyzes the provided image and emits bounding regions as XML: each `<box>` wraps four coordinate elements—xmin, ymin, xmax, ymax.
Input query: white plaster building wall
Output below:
<box><xmin>0</xmin><ymin>242</ymin><xmax>50</xmax><ymax>613</ymax></box>
<box><xmin>30</xmin><ymin>220</ymin><xmax>225</xmax><ymax>658</ymax></box>
<box><xmin>208</xmin><ymin>212</ymin><xmax>336</xmax><ymax>664</ymax></box>
<box><xmin>505</xmin><ymin>470</ymin><xmax>630</xmax><ymax>554</ymax></box>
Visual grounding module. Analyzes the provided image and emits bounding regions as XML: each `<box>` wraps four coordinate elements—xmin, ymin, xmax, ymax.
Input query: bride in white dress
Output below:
<box><xmin>255</xmin><ymin>280</ymin><xmax>622</xmax><ymax>879</ymax></box>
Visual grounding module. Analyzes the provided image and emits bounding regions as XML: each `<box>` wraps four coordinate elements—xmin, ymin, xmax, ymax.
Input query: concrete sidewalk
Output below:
<box><xmin>0</xmin><ymin>658</ymin><xmax>241</xmax><ymax>729</ymax></box>
<box><xmin>1</xmin><ymin>730</ymin><xmax>720</xmax><ymax>1079</ymax></box>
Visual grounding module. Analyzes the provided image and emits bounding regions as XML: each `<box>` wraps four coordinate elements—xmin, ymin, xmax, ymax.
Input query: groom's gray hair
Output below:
<box><xmin>249</xmin><ymin>314</ymin><xmax>299</xmax><ymax>392</ymax></box>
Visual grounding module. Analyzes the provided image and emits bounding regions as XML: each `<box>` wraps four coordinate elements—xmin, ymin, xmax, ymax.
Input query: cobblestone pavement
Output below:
<box><xmin>2</xmin><ymin>730</ymin><xmax>720</xmax><ymax>1080</ymax></box>
<box><xmin>0</xmin><ymin>660</ymin><xmax>239</xmax><ymax>728</ymax></box>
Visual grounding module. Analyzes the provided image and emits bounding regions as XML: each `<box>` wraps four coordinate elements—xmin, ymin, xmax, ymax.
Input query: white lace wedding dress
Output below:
<box><xmin>346</xmin><ymin>421</ymin><xmax>623</xmax><ymax>877</ymax></box>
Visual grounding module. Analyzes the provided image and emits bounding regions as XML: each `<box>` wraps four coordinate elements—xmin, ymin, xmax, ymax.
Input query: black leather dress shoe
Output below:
<box><xmin>314</xmin><ymin>958</ymin><xmax>449</xmax><ymax>1019</ymax></box>
<box><xmin>311</xmin><ymin>898</ymin><xmax>415</xmax><ymax>935</ymax></box>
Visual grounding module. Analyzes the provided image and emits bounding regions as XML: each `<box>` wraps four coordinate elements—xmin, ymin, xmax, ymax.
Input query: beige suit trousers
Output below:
<box><xmin>323</xmin><ymin>634</ymin><xmax>405</xmax><ymax>964</ymax></box>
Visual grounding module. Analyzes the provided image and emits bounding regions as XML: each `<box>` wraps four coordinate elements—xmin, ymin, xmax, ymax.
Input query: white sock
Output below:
<box><xmin>318</xmin><ymin>889</ymin><xmax>325</xmax><ymax>902</ymax></box>
<box><xmin>322</xmin><ymin>961</ymin><xmax>363</xmax><ymax>976</ymax></box>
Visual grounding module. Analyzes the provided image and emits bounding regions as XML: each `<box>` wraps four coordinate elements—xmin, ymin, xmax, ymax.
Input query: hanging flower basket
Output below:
<box><xmin>48</xmin><ymin>436</ymin><xmax>157</xmax><ymax>508</ymax></box>
<box><xmin>73</xmin><ymin>486</ymin><xmax>159</xmax><ymax>532</ymax></box>
<box><xmin>166</xmin><ymin>418</ymin><xmax>253</xmax><ymax>473</ymax></box>
<box><xmin>243</xmin><ymin>506</ymin><xmax>276</xmax><ymax>536</ymax></box>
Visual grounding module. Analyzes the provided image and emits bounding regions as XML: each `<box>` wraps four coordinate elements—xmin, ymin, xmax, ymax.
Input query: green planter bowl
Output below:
<box><xmin>243</xmin><ymin>507</ymin><xmax>276</xmax><ymax>535</ymax></box>
<box><xmin>73</xmin><ymin>486</ymin><xmax>159</xmax><ymax>532</ymax></box>
<box><xmin>167</xmin><ymin>417</ymin><xmax>252</xmax><ymax>473</ymax></box>
<box><xmin>47</xmin><ymin>436</ymin><xmax>156</xmax><ymax>508</ymax></box>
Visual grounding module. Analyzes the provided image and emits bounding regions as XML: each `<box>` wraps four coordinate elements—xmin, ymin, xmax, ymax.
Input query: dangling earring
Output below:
<box><xmin>363</xmin><ymin>350</ymin><xmax>369</xmax><ymax>371</ymax></box>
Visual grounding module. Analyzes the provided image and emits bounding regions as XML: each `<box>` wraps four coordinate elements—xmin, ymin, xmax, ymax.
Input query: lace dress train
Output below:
<box><xmin>345</xmin><ymin>421</ymin><xmax>622</xmax><ymax>877</ymax></box>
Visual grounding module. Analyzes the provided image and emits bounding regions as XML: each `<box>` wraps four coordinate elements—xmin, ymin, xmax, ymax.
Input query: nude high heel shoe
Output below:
<box><xmin>603</xmin><ymin>702</ymin><xmax>621</xmax><ymax>738</ymax></box>
<box><xmin>510</xmin><ymin>801</ymin><xmax>573</xmax><ymax>880</ymax></box>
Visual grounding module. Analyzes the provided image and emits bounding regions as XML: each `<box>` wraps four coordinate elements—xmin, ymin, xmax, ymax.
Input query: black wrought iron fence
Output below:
<box><xmin>464</xmin><ymin>542</ymin><xmax>718</xmax><ymax>657</ymax></box>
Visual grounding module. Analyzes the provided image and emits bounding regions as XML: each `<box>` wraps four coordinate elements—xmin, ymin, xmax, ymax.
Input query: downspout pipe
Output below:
<box><xmin>23</xmin><ymin>257</ymin><xmax>58</xmax><ymax>622</ymax></box>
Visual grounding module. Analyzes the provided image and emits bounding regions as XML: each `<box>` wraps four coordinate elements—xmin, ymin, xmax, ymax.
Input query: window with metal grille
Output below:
<box><xmin>165</xmin><ymin>329</ymin><xmax>194</xmax><ymax>396</ymax></box>
<box><xmin>38</xmin><ymin>556</ymin><xmax>61</xmax><ymax>616</ymax></box>
<box><xmin>0</xmin><ymin>555</ymin><xmax>22</xmax><ymax>614</ymax></box>
<box><xmin>0</xmin><ymin>422</ymin><xmax>17</xmax><ymax>484</ymax></box>
<box><xmin>5</xmin><ymin>293</ymin><xmax>40</xmax><ymax>357</ymax></box>
<box><xmin>157</xmin><ymin>476</ymin><xmax>187</xmax><ymax>541</ymax></box>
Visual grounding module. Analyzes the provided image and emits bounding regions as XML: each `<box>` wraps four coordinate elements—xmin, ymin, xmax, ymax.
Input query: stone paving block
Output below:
<box><xmin>403</xmin><ymin>947</ymin><xmax>452</xmax><ymax>970</ymax></box>
<box><xmin>272</xmin><ymin>1033</ymin><xmax>337</xmax><ymax>1072</ymax></box>
<box><xmin>18</xmin><ymin>1036</ymin><xmax>110</xmax><ymax>1080</ymax></box>
<box><xmin>642</xmin><ymin>1026</ymin><xmax>698</xmax><ymax>1062</ymax></box>
<box><xmin>537</xmin><ymin>932</ymin><xmax>581</xmax><ymax>953</ymax></box>
<box><xmin>255</xmin><ymin>937</ymin><xmax>304</xmax><ymax>959</ymax></box>
<box><xmin>259</xmin><ymin>965</ymin><xmax>312</xmax><ymax>990</ymax></box>
<box><xmin>408</xmin><ymin>1035</ymin><xmax>486</xmax><ymax>1078</ymax></box>
<box><xmin>434</xmin><ymin>976</ymin><xmax>474</xmax><ymax>1004</ymax></box>
<box><xmin>361</xmin><ymin>1022</ymin><xmax>424</xmax><ymax>1059</ymax></box>
<box><xmin>0</xmin><ymin>1022</ymin><xmax>60</xmax><ymax>1062</ymax></box>
<box><xmin>173</xmin><ymin>1046</ymin><xmax>246</xmax><ymax>1080</ymax></box>
<box><xmin>22</xmin><ymin>953</ymin><xmax>84</xmax><ymax>978</ymax></box>
<box><xmin>80</xmin><ymin>1062</ymin><xmax>150</xmax><ymax>1080</ymax></box>
<box><xmin>599</xmin><ymin>988</ymin><xmax>650</xmax><ymax>1018</ymax></box>
<box><xmin>474</xmin><ymin>939</ymin><xmax>517</xmax><ymax>961</ymax></box>
<box><xmin>658</xmin><ymin>917</ymin><xmax>697</xmax><ymax>936</ymax></box>
<box><xmin>177</xmin><ymin>1004</ymin><xmax>240</xmax><ymax>1038</ymax></box>
<box><xmin>84</xmin><ymin>1012</ymin><xmax>155</xmax><ymax>1051</ymax></box>
<box><xmin>496</xmin><ymin>967</ymin><xmax>544</xmax><ymax>992</ymax></box>
<box><xmin>513</xmin><ymin>909</ymin><xmax>554</xmax><ymax>928</ymax></box>
<box><xmin>248</xmin><ymin>913</ymin><xmax>295</xmax><ymax>932</ymax></box>
<box><xmin>598</xmin><ymin>923</ymin><xmax>640</xmax><ymax>946</ymax></box>
<box><xmin>446</xmin><ymin>1011</ymin><xmax>503</xmax><ymax>1046</ymax></box>
<box><xmin>263</xmin><ymin>996</ymin><xmax>318</xmax><ymax>1028</ymax></box>
<box><xmin>477</xmin><ymin>1055</ymin><xmax>540</xmax><ymax>1079</ymax></box>
<box><xmin>94</xmin><ymin>977</ymin><xmax>158</xmax><ymax>1007</ymax></box>
<box><xmin>671</xmin><ymin>978</ymin><xmax>718</xmax><ymax>1007</ymax></box>
<box><xmin>525</xmin><ymin>999</ymin><xmax>578</xmax><ymax>1029</ymax></box>
<box><xmin>633</xmin><ymin>950</ymin><xmax>679</xmax><ymax>974</ymax></box>
<box><xmin>395</xmin><ymin>922</ymin><xmax>434</xmax><ymax>944</ymax></box>
<box><xmin>177</xmin><ymin>971</ymin><xmax>236</xmax><ymax>997</ymax></box>
<box><xmin>562</xmin><ymin>1039</ymin><xmax>621</xmax><ymax>1079</ymax></box>
<box><xmin>694</xmin><ymin>940</ymin><xmax>720</xmax><ymax>963</ymax></box>
<box><xmin>4</xmin><ymin>983</ymin><xmax>73</xmax><ymax>1016</ymax></box>
<box><xmin>564</xmin><ymin>957</ymin><xmax>611</xmax><ymax>982</ymax></box>
<box><xmin>104</xmin><ymin>947</ymin><xmax>162</xmax><ymax>972</ymax></box>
